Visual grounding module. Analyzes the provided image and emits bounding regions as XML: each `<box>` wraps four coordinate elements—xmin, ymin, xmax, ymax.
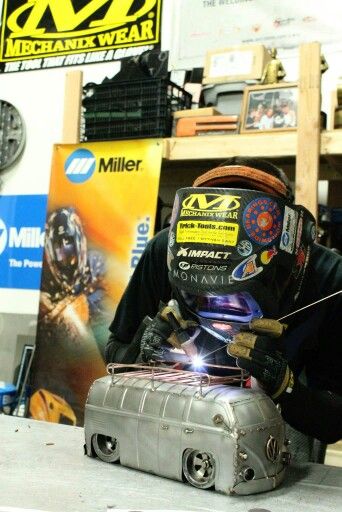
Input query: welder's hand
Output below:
<box><xmin>140</xmin><ymin>312</ymin><xmax>174</xmax><ymax>363</ymax></box>
<box><xmin>227</xmin><ymin>318</ymin><xmax>294</xmax><ymax>400</ymax></box>
<box><xmin>140</xmin><ymin>300</ymin><xmax>199</xmax><ymax>363</ymax></box>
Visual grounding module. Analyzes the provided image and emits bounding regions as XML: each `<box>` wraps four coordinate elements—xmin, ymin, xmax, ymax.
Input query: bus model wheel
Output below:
<box><xmin>92</xmin><ymin>434</ymin><xmax>120</xmax><ymax>463</ymax></box>
<box><xmin>182</xmin><ymin>449</ymin><xmax>216</xmax><ymax>489</ymax></box>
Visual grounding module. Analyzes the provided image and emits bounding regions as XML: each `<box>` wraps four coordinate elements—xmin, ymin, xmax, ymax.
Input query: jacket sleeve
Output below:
<box><xmin>279</xmin><ymin>381</ymin><xmax>342</xmax><ymax>445</ymax></box>
<box><xmin>279</xmin><ymin>247</ymin><xmax>342</xmax><ymax>445</ymax></box>
<box><xmin>105</xmin><ymin>229</ymin><xmax>171</xmax><ymax>364</ymax></box>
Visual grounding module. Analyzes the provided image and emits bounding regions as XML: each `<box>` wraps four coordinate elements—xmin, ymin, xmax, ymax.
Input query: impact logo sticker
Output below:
<box><xmin>65</xmin><ymin>148</ymin><xmax>96</xmax><ymax>183</ymax></box>
<box><xmin>243</xmin><ymin>197</ymin><xmax>282</xmax><ymax>245</ymax></box>
<box><xmin>176</xmin><ymin>247</ymin><xmax>231</xmax><ymax>259</ymax></box>
<box><xmin>232</xmin><ymin>254</ymin><xmax>263</xmax><ymax>281</ymax></box>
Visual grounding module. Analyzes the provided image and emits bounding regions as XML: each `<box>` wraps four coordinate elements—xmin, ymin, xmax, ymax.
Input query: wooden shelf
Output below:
<box><xmin>163</xmin><ymin>130</ymin><xmax>342</xmax><ymax>162</ymax></box>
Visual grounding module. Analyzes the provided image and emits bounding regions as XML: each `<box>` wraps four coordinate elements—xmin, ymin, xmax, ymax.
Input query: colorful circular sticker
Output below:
<box><xmin>243</xmin><ymin>197</ymin><xmax>282</xmax><ymax>245</ymax></box>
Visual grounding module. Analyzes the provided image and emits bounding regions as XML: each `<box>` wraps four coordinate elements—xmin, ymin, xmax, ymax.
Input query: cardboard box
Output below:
<box><xmin>173</xmin><ymin>107</ymin><xmax>222</xmax><ymax>119</ymax></box>
<box><xmin>203</xmin><ymin>45</ymin><xmax>271</xmax><ymax>85</ymax></box>
<box><xmin>176</xmin><ymin>115</ymin><xmax>238</xmax><ymax>136</ymax></box>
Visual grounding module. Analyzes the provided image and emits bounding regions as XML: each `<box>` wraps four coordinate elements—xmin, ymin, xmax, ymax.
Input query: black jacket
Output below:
<box><xmin>106</xmin><ymin>228</ymin><xmax>342</xmax><ymax>444</ymax></box>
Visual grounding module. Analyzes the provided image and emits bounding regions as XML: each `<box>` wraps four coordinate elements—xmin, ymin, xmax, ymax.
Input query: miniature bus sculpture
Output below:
<box><xmin>84</xmin><ymin>364</ymin><xmax>290</xmax><ymax>495</ymax></box>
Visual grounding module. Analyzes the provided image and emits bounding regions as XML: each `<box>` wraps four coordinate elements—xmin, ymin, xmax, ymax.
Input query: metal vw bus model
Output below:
<box><xmin>84</xmin><ymin>364</ymin><xmax>290</xmax><ymax>495</ymax></box>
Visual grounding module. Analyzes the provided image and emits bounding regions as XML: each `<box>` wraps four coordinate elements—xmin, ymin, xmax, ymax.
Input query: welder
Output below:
<box><xmin>105</xmin><ymin>157</ymin><xmax>342</xmax><ymax>446</ymax></box>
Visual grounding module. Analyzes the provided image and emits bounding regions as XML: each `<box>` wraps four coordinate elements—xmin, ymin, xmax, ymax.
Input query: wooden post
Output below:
<box><xmin>295</xmin><ymin>42</ymin><xmax>321</xmax><ymax>218</ymax></box>
<box><xmin>62</xmin><ymin>70</ymin><xmax>83</xmax><ymax>144</ymax></box>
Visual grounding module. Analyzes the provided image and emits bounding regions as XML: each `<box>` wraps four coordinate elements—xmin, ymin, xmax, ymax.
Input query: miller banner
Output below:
<box><xmin>30</xmin><ymin>139</ymin><xmax>162</xmax><ymax>425</ymax></box>
<box><xmin>0</xmin><ymin>194</ymin><xmax>47</xmax><ymax>289</ymax></box>
<box><xmin>0</xmin><ymin>0</ymin><xmax>162</xmax><ymax>73</ymax></box>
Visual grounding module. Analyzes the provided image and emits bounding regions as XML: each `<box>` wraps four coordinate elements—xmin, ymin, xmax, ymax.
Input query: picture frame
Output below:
<box><xmin>240</xmin><ymin>82</ymin><xmax>298</xmax><ymax>133</ymax></box>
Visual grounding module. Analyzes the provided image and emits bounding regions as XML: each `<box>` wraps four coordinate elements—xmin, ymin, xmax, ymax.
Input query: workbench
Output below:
<box><xmin>0</xmin><ymin>415</ymin><xmax>341</xmax><ymax>512</ymax></box>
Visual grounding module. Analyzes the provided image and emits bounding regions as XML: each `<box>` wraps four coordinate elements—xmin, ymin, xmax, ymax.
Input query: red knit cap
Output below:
<box><xmin>192</xmin><ymin>165</ymin><xmax>288</xmax><ymax>199</ymax></box>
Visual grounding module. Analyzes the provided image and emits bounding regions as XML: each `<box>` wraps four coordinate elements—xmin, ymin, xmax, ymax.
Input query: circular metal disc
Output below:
<box><xmin>0</xmin><ymin>99</ymin><xmax>26</xmax><ymax>171</ymax></box>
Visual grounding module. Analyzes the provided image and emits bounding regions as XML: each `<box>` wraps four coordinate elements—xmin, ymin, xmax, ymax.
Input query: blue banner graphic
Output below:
<box><xmin>0</xmin><ymin>195</ymin><xmax>48</xmax><ymax>289</ymax></box>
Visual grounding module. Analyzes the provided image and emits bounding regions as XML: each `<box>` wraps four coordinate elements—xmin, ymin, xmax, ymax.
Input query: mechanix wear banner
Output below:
<box><xmin>0</xmin><ymin>0</ymin><xmax>162</xmax><ymax>73</ymax></box>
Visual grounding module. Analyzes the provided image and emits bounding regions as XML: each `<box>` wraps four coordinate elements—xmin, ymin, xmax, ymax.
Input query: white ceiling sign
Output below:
<box><xmin>168</xmin><ymin>0</ymin><xmax>342</xmax><ymax>70</ymax></box>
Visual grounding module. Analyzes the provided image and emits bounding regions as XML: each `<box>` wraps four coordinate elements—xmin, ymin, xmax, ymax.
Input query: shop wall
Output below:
<box><xmin>0</xmin><ymin>0</ymin><xmax>171</xmax><ymax>382</ymax></box>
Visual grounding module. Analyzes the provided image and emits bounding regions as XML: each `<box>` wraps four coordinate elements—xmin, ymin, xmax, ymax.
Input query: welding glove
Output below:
<box><xmin>140</xmin><ymin>300</ymin><xmax>199</xmax><ymax>363</ymax></box>
<box><xmin>227</xmin><ymin>318</ymin><xmax>295</xmax><ymax>401</ymax></box>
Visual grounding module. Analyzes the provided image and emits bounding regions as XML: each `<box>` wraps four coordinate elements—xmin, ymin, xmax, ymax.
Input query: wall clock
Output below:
<box><xmin>0</xmin><ymin>99</ymin><xmax>26</xmax><ymax>171</ymax></box>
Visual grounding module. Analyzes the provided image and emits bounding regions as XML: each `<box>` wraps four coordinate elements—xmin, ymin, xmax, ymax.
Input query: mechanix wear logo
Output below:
<box><xmin>1</xmin><ymin>0</ymin><xmax>161</xmax><ymax>72</ymax></box>
<box><xmin>181</xmin><ymin>193</ymin><xmax>240</xmax><ymax>220</ymax></box>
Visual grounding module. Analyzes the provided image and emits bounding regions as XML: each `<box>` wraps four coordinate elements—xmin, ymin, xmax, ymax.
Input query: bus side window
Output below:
<box><xmin>141</xmin><ymin>389</ymin><xmax>165</xmax><ymax>416</ymax></box>
<box><xmin>258</xmin><ymin>397</ymin><xmax>279</xmax><ymax>420</ymax></box>
<box><xmin>104</xmin><ymin>385</ymin><xmax>124</xmax><ymax>409</ymax></box>
<box><xmin>121</xmin><ymin>388</ymin><xmax>145</xmax><ymax>412</ymax></box>
<box><xmin>163</xmin><ymin>394</ymin><xmax>186</xmax><ymax>421</ymax></box>
<box><xmin>233</xmin><ymin>401</ymin><xmax>264</xmax><ymax>427</ymax></box>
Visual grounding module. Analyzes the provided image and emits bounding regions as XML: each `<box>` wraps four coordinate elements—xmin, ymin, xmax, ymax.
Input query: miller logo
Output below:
<box><xmin>1</xmin><ymin>0</ymin><xmax>161</xmax><ymax>61</ymax></box>
<box><xmin>182</xmin><ymin>194</ymin><xmax>240</xmax><ymax>212</ymax></box>
<box><xmin>0</xmin><ymin>219</ymin><xmax>8</xmax><ymax>255</ymax></box>
<box><xmin>65</xmin><ymin>148</ymin><xmax>96</xmax><ymax>184</ymax></box>
<box><xmin>0</xmin><ymin>217</ymin><xmax>45</xmax><ymax>255</ymax></box>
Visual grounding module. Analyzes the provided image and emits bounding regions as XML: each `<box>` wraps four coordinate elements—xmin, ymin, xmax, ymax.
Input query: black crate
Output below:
<box><xmin>82</xmin><ymin>78</ymin><xmax>192</xmax><ymax>141</ymax></box>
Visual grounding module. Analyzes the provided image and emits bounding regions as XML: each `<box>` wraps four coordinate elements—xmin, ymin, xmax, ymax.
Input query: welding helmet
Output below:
<box><xmin>45</xmin><ymin>207</ymin><xmax>87</xmax><ymax>290</ymax></box>
<box><xmin>167</xmin><ymin>162</ymin><xmax>316</xmax><ymax>340</ymax></box>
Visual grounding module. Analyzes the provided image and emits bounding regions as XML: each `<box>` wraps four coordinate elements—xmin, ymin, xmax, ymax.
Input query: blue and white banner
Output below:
<box><xmin>0</xmin><ymin>195</ymin><xmax>48</xmax><ymax>289</ymax></box>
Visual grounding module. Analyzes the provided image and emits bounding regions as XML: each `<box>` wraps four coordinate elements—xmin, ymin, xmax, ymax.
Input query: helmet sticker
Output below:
<box><xmin>295</xmin><ymin>214</ymin><xmax>303</xmax><ymax>253</ymax></box>
<box><xmin>178</xmin><ymin>261</ymin><xmax>228</xmax><ymax>271</ymax></box>
<box><xmin>260</xmin><ymin>246</ymin><xmax>278</xmax><ymax>264</ymax></box>
<box><xmin>180</xmin><ymin>193</ymin><xmax>241</xmax><ymax>220</ymax></box>
<box><xmin>176</xmin><ymin>247</ymin><xmax>231</xmax><ymax>259</ymax></box>
<box><xmin>237</xmin><ymin>239</ymin><xmax>253</xmax><ymax>257</ymax></box>
<box><xmin>169</xmin><ymin>194</ymin><xmax>180</xmax><ymax>231</ymax></box>
<box><xmin>280</xmin><ymin>205</ymin><xmax>298</xmax><ymax>254</ymax></box>
<box><xmin>232</xmin><ymin>254</ymin><xmax>263</xmax><ymax>281</ymax></box>
<box><xmin>168</xmin><ymin>230</ymin><xmax>175</xmax><ymax>247</ymax></box>
<box><xmin>176</xmin><ymin>220</ymin><xmax>239</xmax><ymax>247</ymax></box>
<box><xmin>166</xmin><ymin>247</ymin><xmax>174</xmax><ymax>271</ymax></box>
<box><xmin>243</xmin><ymin>197</ymin><xmax>282</xmax><ymax>245</ymax></box>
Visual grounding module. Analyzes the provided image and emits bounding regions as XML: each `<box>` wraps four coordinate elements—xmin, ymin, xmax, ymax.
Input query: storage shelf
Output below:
<box><xmin>163</xmin><ymin>130</ymin><xmax>342</xmax><ymax>161</ymax></box>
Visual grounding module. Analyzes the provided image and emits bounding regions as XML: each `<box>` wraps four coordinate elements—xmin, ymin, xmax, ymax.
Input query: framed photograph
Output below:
<box><xmin>240</xmin><ymin>83</ymin><xmax>298</xmax><ymax>133</ymax></box>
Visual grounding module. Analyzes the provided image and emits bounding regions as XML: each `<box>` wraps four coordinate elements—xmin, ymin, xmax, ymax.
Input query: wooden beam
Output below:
<box><xmin>295</xmin><ymin>42</ymin><xmax>321</xmax><ymax>217</ymax></box>
<box><xmin>163</xmin><ymin>132</ymin><xmax>298</xmax><ymax>160</ymax></box>
<box><xmin>62</xmin><ymin>70</ymin><xmax>83</xmax><ymax>144</ymax></box>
